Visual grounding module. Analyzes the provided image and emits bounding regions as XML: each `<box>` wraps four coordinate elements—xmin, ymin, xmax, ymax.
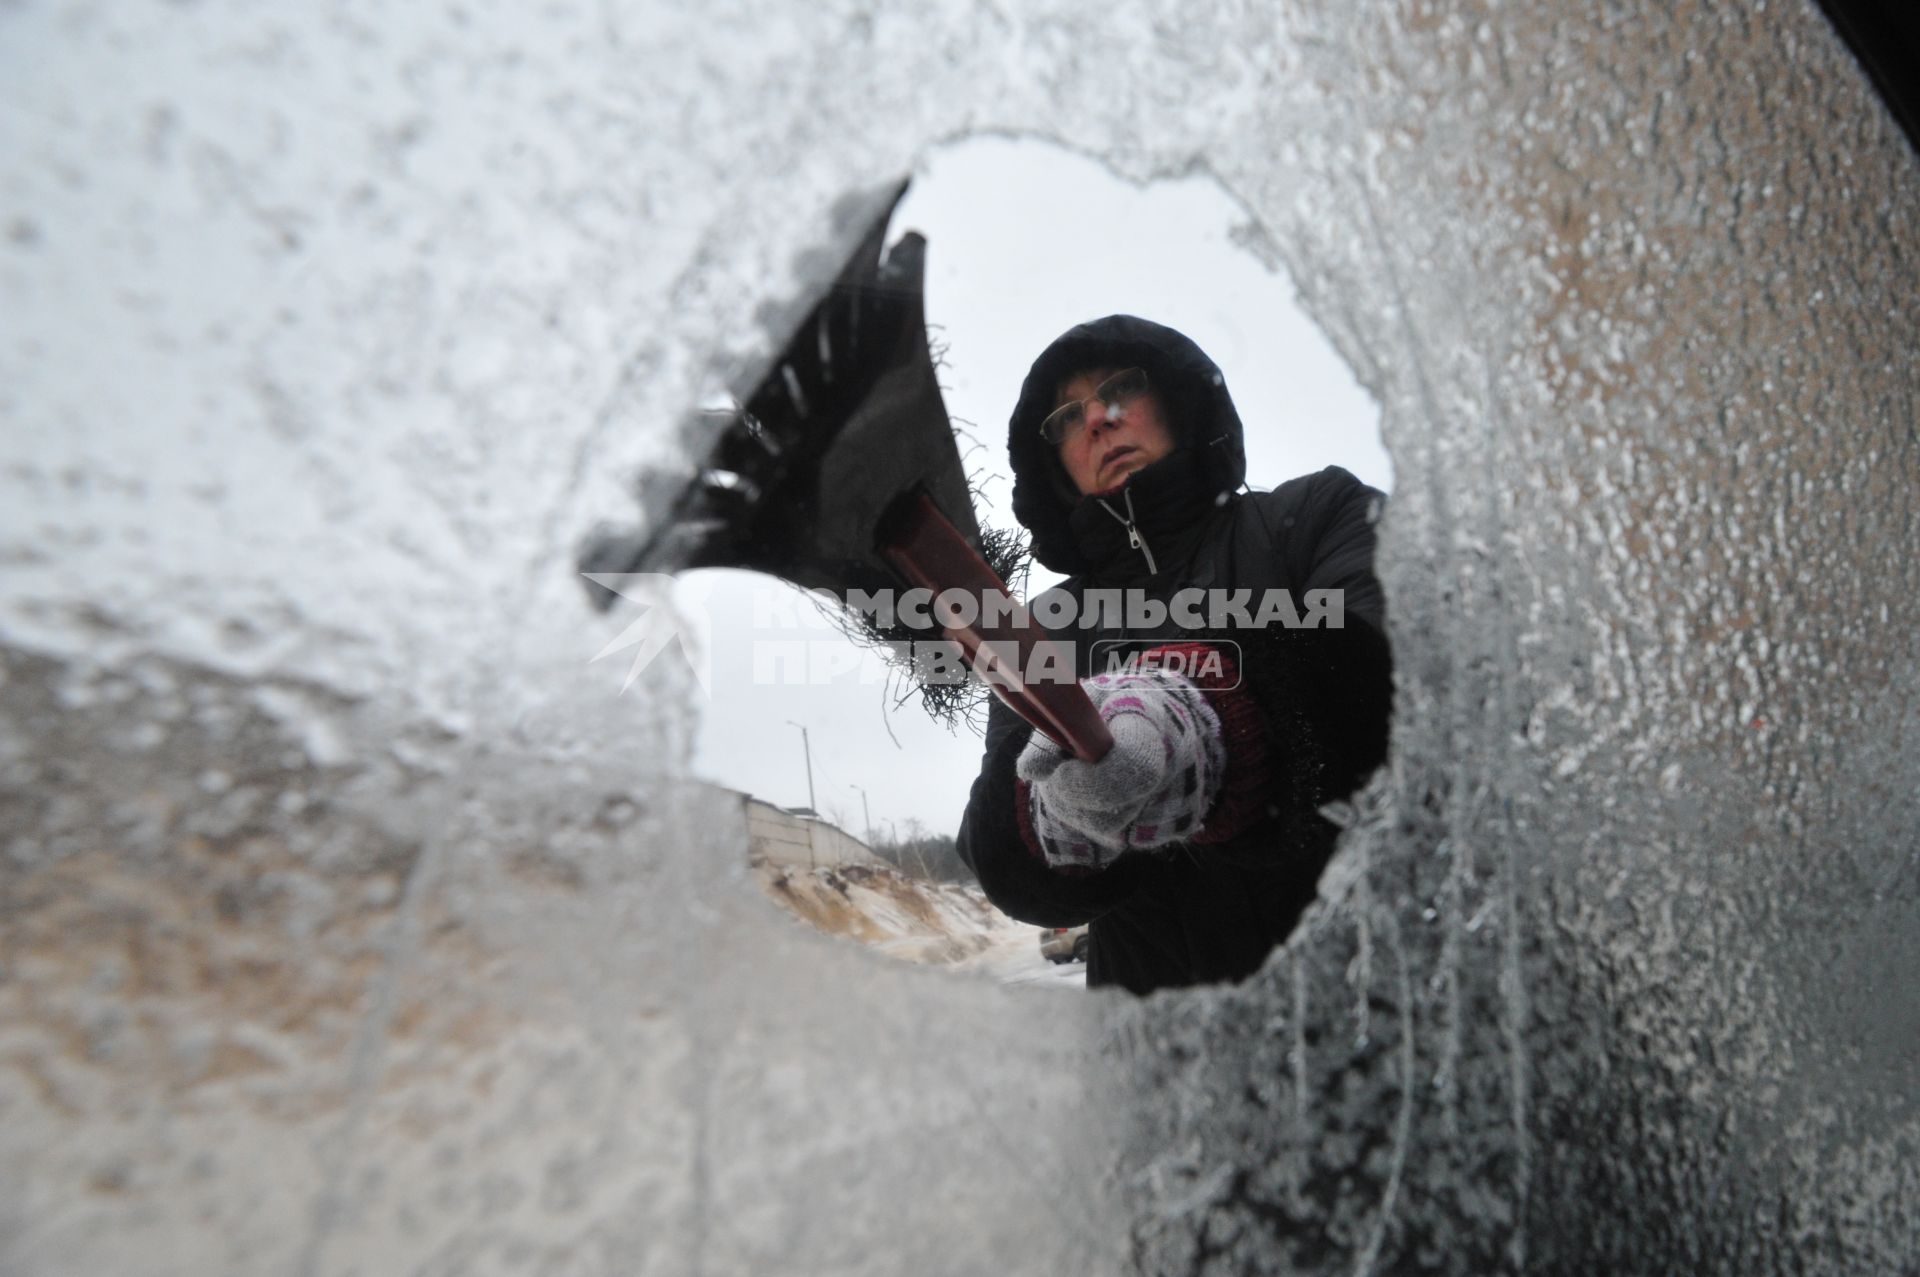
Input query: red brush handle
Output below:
<box><xmin>878</xmin><ymin>492</ymin><xmax>1113</xmax><ymax>763</ymax></box>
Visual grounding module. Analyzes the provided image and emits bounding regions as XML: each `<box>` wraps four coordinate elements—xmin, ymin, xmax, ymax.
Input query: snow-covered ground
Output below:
<box><xmin>750</xmin><ymin>858</ymin><xmax>1085</xmax><ymax>988</ymax></box>
<box><xmin>958</xmin><ymin>926</ymin><xmax>1088</xmax><ymax>991</ymax></box>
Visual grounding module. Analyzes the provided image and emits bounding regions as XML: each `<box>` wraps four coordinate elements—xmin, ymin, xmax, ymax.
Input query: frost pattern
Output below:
<box><xmin>2</xmin><ymin>1</ymin><xmax>1916</xmax><ymax>1274</ymax></box>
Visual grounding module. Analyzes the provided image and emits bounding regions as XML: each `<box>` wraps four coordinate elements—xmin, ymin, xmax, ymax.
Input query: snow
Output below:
<box><xmin>5</xmin><ymin>1</ymin><xmax>1918</xmax><ymax>1274</ymax></box>
<box><xmin>751</xmin><ymin>857</ymin><xmax>1021</xmax><ymax>966</ymax></box>
<box><xmin>753</xmin><ymin>856</ymin><xmax>1088</xmax><ymax>988</ymax></box>
<box><xmin>961</xmin><ymin>928</ymin><xmax>1091</xmax><ymax>992</ymax></box>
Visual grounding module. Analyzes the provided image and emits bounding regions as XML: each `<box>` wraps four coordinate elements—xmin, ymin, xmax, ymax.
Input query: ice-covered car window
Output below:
<box><xmin>5</xmin><ymin>4</ymin><xmax>1915</xmax><ymax>1274</ymax></box>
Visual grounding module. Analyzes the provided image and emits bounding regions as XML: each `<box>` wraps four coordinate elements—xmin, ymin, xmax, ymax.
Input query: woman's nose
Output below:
<box><xmin>1084</xmin><ymin>397</ymin><xmax>1119</xmax><ymax>436</ymax></box>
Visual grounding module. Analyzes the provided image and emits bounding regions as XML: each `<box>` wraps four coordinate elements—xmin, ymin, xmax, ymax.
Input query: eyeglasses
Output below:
<box><xmin>1039</xmin><ymin>368</ymin><xmax>1150</xmax><ymax>445</ymax></box>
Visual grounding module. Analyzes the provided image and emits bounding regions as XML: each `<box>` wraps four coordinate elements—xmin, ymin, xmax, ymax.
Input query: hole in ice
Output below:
<box><xmin>677</xmin><ymin>135</ymin><xmax>1389</xmax><ymax>992</ymax></box>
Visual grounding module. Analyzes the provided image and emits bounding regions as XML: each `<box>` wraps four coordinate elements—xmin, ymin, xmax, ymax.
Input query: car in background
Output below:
<box><xmin>1039</xmin><ymin>924</ymin><xmax>1090</xmax><ymax>964</ymax></box>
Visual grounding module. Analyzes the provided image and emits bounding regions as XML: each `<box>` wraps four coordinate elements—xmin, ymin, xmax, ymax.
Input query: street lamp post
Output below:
<box><xmin>850</xmin><ymin>783</ymin><xmax>873</xmax><ymax>848</ymax></box>
<box><xmin>784</xmin><ymin>719</ymin><xmax>816</xmax><ymax>813</ymax></box>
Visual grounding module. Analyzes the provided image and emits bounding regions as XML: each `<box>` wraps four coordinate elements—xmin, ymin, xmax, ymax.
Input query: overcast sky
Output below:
<box><xmin>682</xmin><ymin>136</ymin><xmax>1390</xmax><ymax>841</ymax></box>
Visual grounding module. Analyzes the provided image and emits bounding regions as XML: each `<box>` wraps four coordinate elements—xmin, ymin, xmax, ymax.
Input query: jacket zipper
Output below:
<box><xmin>1097</xmin><ymin>488</ymin><xmax>1159</xmax><ymax>576</ymax></box>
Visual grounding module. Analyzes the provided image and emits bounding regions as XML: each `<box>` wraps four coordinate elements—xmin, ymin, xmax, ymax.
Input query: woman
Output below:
<box><xmin>956</xmin><ymin>315</ymin><xmax>1393</xmax><ymax>994</ymax></box>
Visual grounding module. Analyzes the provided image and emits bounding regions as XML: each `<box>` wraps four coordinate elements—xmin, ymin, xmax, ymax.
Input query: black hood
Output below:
<box><xmin>1007</xmin><ymin>315</ymin><xmax>1248</xmax><ymax>574</ymax></box>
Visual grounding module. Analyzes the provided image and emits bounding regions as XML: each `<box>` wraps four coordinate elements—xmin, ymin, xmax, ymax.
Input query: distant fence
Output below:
<box><xmin>741</xmin><ymin>795</ymin><xmax>879</xmax><ymax>870</ymax></box>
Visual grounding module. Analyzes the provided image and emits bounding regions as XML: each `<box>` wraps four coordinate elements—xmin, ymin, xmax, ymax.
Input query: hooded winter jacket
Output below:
<box><xmin>955</xmin><ymin>315</ymin><xmax>1393</xmax><ymax>994</ymax></box>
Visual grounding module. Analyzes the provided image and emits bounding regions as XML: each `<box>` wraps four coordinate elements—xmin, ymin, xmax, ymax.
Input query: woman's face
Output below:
<box><xmin>1052</xmin><ymin>366</ymin><xmax>1177</xmax><ymax>496</ymax></box>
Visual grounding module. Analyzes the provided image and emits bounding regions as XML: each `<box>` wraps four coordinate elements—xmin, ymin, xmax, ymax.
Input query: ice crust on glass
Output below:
<box><xmin>2</xmin><ymin>1</ymin><xmax>1915</xmax><ymax>1273</ymax></box>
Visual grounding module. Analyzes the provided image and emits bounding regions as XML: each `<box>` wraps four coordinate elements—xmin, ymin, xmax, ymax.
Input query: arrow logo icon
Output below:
<box><xmin>581</xmin><ymin>572</ymin><xmax>711</xmax><ymax>696</ymax></box>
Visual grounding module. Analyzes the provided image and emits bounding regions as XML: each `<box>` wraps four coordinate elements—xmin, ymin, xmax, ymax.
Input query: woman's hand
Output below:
<box><xmin>1016</xmin><ymin>663</ymin><xmax>1226</xmax><ymax>869</ymax></box>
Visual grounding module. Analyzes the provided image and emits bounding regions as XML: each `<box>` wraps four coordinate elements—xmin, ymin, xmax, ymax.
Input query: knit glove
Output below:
<box><xmin>1015</xmin><ymin>665</ymin><xmax>1228</xmax><ymax>870</ymax></box>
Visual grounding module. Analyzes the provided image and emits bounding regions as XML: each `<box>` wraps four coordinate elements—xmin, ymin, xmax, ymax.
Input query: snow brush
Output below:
<box><xmin>578</xmin><ymin>180</ymin><xmax>1113</xmax><ymax>763</ymax></box>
